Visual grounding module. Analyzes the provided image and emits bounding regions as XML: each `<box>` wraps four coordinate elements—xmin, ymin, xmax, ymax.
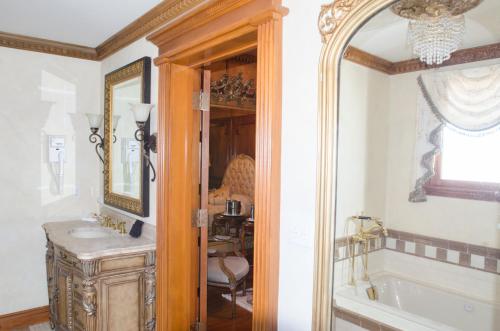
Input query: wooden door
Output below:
<box><xmin>199</xmin><ymin>69</ymin><xmax>211</xmax><ymax>329</ymax></box>
<box><xmin>157</xmin><ymin>63</ymin><xmax>201</xmax><ymax>331</ymax></box>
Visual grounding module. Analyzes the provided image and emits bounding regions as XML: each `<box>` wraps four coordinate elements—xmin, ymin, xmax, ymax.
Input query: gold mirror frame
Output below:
<box><xmin>104</xmin><ymin>57</ymin><xmax>151</xmax><ymax>216</ymax></box>
<box><xmin>314</xmin><ymin>1</ymin><xmax>397</xmax><ymax>330</ymax></box>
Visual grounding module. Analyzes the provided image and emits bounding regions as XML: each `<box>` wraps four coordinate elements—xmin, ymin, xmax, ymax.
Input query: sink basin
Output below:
<box><xmin>70</xmin><ymin>227</ymin><xmax>112</xmax><ymax>239</ymax></box>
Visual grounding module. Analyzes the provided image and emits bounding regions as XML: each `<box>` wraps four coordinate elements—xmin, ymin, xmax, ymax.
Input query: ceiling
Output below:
<box><xmin>350</xmin><ymin>0</ymin><xmax>500</xmax><ymax>62</ymax></box>
<box><xmin>0</xmin><ymin>0</ymin><xmax>162</xmax><ymax>47</ymax></box>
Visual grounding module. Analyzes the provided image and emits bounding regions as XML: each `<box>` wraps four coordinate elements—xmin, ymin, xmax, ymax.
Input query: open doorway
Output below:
<box><xmin>203</xmin><ymin>52</ymin><xmax>257</xmax><ymax>331</ymax></box>
<box><xmin>148</xmin><ymin>2</ymin><xmax>285</xmax><ymax>329</ymax></box>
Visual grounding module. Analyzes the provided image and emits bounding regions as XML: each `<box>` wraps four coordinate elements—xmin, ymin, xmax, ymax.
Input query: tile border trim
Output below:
<box><xmin>385</xmin><ymin>229</ymin><xmax>499</xmax><ymax>275</ymax></box>
<box><xmin>335</xmin><ymin>229</ymin><xmax>500</xmax><ymax>275</ymax></box>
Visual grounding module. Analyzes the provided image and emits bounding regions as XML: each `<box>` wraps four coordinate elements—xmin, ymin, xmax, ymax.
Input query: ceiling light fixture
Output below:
<box><xmin>391</xmin><ymin>0</ymin><xmax>483</xmax><ymax>65</ymax></box>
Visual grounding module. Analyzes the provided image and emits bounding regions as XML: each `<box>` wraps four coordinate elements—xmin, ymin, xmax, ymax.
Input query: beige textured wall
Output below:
<box><xmin>336</xmin><ymin>60</ymin><xmax>391</xmax><ymax>238</ymax></box>
<box><xmin>0</xmin><ymin>47</ymin><xmax>101</xmax><ymax>314</ymax></box>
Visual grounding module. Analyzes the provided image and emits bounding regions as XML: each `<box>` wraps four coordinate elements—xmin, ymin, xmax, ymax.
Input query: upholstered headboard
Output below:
<box><xmin>221</xmin><ymin>154</ymin><xmax>255</xmax><ymax>200</ymax></box>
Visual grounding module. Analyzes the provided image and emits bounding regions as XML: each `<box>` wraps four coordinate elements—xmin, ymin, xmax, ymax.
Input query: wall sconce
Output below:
<box><xmin>85</xmin><ymin>113</ymin><xmax>104</xmax><ymax>163</ymax></box>
<box><xmin>85</xmin><ymin>114</ymin><xmax>121</xmax><ymax>164</ymax></box>
<box><xmin>130</xmin><ymin>103</ymin><xmax>157</xmax><ymax>182</ymax></box>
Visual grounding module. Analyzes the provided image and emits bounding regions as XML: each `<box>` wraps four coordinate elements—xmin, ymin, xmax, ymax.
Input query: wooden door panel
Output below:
<box><xmin>98</xmin><ymin>272</ymin><xmax>144</xmax><ymax>331</ymax></box>
<box><xmin>199</xmin><ymin>69</ymin><xmax>211</xmax><ymax>328</ymax></box>
<box><xmin>159</xmin><ymin>63</ymin><xmax>201</xmax><ymax>331</ymax></box>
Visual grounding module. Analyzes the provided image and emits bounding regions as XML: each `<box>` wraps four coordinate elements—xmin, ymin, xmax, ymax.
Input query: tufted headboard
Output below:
<box><xmin>221</xmin><ymin>154</ymin><xmax>255</xmax><ymax>200</ymax></box>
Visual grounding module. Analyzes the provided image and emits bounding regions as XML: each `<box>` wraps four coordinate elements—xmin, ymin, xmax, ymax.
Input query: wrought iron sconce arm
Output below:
<box><xmin>89</xmin><ymin>128</ymin><xmax>104</xmax><ymax>164</ymax></box>
<box><xmin>134</xmin><ymin>122</ymin><xmax>157</xmax><ymax>182</ymax></box>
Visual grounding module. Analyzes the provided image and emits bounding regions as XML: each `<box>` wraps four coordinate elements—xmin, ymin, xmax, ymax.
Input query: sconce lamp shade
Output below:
<box><xmin>112</xmin><ymin>115</ymin><xmax>121</xmax><ymax>131</ymax></box>
<box><xmin>85</xmin><ymin>113</ymin><xmax>103</xmax><ymax>129</ymax></box>
<box><xmin>130</xmin><ymin>103</ymin><xmax>154</xmax><ymax>123</ymax></box>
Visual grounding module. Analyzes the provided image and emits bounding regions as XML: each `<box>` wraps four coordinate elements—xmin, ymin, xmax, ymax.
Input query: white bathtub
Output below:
<box><xmin>335</xmin><ymin>273</ymin><xmax>500</xmax><ymax>331</ymax></box>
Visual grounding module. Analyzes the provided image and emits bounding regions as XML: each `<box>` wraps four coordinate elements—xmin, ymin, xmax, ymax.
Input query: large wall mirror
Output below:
<box><xmin>104</xmin><ymin>57</ymin><xmax>151</xmax><ymax>216</ymax></box>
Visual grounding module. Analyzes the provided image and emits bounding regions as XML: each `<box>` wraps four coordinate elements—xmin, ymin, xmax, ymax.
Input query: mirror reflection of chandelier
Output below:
<box><xmin>392</xmin><ymin>0</ymin><xmax>484</xmax><ymax>65</ymax></box>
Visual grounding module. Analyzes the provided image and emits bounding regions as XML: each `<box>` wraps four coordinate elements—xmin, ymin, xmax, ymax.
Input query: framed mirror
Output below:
<box><xmin>104</xmin><ymin>57</ymin><xmax>151</xmax><ymax>216</ymax></box>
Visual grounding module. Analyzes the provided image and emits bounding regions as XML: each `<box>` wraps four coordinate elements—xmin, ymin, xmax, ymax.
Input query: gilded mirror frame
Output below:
<box><xmin>313</xmin><ymin>1</ymin><xmax>397</xmax><ymax>330</ymax></box>
<box><xmin>104</xmin><ymin>57</ymin><xmax>151</xmax><ymax>217</ymax></box>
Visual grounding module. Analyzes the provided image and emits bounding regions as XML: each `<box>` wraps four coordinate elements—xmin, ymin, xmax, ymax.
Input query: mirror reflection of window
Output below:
<box><xmin>111</xmin><ymin>76</ymin><xmax>142</xmax><ymax>199</ymax></box>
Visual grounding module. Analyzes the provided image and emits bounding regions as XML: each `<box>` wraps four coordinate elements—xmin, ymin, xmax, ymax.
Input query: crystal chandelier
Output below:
<box><xmin>408</xmin><ymin>14</ymin><xmax>465</xmax><ymax>65</ymax></box>
<box><xmin>391</xmin><ymin>0</ymin><xmax>484</xmax><ymax>65</ymax></box>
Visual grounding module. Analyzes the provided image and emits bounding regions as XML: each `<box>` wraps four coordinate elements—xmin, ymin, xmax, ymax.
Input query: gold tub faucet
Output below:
<box><xmin>347</xmin><ymin>215</ymin><xmax>387</xmax><ymax>286</ymax></box>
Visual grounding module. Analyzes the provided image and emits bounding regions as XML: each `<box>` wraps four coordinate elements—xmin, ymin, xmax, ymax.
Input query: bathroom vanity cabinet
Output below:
<box><xmin>43</xmin><ymin>221</ymin><xmax>156</xmax><ymax>331</ymax></box>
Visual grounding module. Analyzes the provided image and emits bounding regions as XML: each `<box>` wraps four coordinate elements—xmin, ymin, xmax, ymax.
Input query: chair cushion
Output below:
<box><xmin>207</xmin><ymin>256</ymin><xmax>250</xmax><ymax>284</ymax></box>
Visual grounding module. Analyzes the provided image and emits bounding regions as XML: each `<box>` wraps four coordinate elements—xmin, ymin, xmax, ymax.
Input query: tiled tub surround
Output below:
<box><xmin>334</xmin><ymin>230</ymin><xmax>500</xmax><ymax>330</ymax></box>
<box><xmin>335</xmin><ymin>233</ymin><xmax>384</xmax><ymax>262</ymax></box>
<box><xmin>335</xmin><ymin>229</ymin><xmax>500</xmax><ymax>274</ymax></box>
<box><xmin>384</xmin><ymin>229</ymin><xmax>500</xmax><ymax>275</ymax></box>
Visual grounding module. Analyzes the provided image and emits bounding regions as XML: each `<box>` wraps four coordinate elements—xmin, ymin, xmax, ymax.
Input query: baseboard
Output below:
<box><xmin>0</xmin><ymin>306</ymin><xmax>49</xmax><ymax>330</ymax></box>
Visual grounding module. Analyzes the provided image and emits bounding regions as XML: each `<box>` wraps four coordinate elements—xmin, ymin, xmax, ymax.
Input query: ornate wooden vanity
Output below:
<box><xmin>43</xmin><ymin>221</ymin><xmax>156</xmax><ymax>331</ymax></box>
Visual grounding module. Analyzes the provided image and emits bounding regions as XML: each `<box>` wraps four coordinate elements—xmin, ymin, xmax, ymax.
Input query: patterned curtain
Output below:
<box><xmin>409</xmin><ymin>64</ymin><xmax>500</xmax><ymax>202</ymax></box>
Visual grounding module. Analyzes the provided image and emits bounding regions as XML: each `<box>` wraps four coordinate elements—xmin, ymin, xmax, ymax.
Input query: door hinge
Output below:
<box><xmin>192</xmin><ymin>91</ymin><xmax>210</xmax><ymax>111</ymax></box>
<box><xmin>190</xmin><ymin>322</ymin><xmax>206</xmax><ymax>331</ymax></box>
<box><xmin>192</xmin><ymin>209</ymin><xmax>208</xmax><ymax>228</ymax></box>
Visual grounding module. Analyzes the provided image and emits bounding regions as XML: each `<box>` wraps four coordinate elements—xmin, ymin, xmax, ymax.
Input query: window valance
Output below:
<box><xmin>410</xmin><ymin>64</ymin><xmax>500</xmax><ymax>202</ymax></box>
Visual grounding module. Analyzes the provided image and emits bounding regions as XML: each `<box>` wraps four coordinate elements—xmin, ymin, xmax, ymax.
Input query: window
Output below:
<box><xmin>424</xmin><ymin>127</ymin><xmax>500</xmax><ymax>201</ymax></box>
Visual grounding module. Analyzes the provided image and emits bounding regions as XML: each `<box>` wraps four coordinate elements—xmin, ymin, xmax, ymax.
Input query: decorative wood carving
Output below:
<box><xmin>343</xmin><ymin>46</ymin><xmax>393</xmax><ymax>74</ymax></box>
<box><xmin>45</xmin><ymin>238</ymin><xmax>156</xmax><ymax>331</ymax></box>
<box><xmin>318</xmin><ymin>0</ymin><xmax>360</xmax><ymax>43</ymax></box>
<box><xmin>45</xmin><ymin>235</ymin><xmax>56</xmax><ymax>328</ymax></box>
<box><xmin>82</xmin><ymin>260</ymin><xmax>98</xmax><ymax>331</ymax></box>
<box><xmin>145</xmin><ymin>251</ymin><xmax>157</xmax><ymax>331</ymax></box>
<box><xmin>391</xmin><ymin>0</ymin><xmax>484</xmax><ymax>19</ymax></box>
<box><xmin>210</xmin><ymin>72</ymin><xmax>256</xmax><ymax>108</ymax></box>
<box><xmin>0</xmin><ymin>31</ymin><xmax>97</xmax><ymax>60</ymax></box>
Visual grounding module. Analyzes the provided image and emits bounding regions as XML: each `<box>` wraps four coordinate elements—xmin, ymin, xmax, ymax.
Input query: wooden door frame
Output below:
<box><xmin>148</xmin><ymin>1</ymin><xmax>287</xmax><ymax>330</ymax></box>
<box><xmin>313</xmin><ymin>1</ymin><xmax>399</xmax><ymax>330</ymax></box>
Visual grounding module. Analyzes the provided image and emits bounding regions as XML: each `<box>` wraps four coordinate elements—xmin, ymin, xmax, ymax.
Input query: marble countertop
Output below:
<box><xmin>43</xmin><ymin>220</ymin><xmax>156</xmax><ymax>260</ymax></box>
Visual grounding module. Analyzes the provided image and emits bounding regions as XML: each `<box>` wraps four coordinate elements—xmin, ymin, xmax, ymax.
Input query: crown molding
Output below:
<box><xmin>391</xmin><ymin>42</ymin><xmax>500</xmax><ymax>74</ymax></box>
<box><xmin>95</xmin><ymin>0</ymin><xmax>206</xmax><ymax>60</ymax></box>
<box><xmin>344</xmin><ymin>42</ymin><xmax>500</xmax><ymax>75</ymax></box>
<box><xmin>147</xmin><ymin>0</ymin><xmax>253</xmax><ymax>50</ymax></box>
<box><xmin>0</xmin><ymin>31</ymin><xmax>97</xmax><ymax>60</ymax></box>
<box><xmin>343</xmin><ymin>46</ymin><xmax>393</xmax><ymax>74</ymax></box>
<box><xmin>0</xmin><ymin>0</ymin><xmax>205</xmax><ymax>61</ymax></box>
